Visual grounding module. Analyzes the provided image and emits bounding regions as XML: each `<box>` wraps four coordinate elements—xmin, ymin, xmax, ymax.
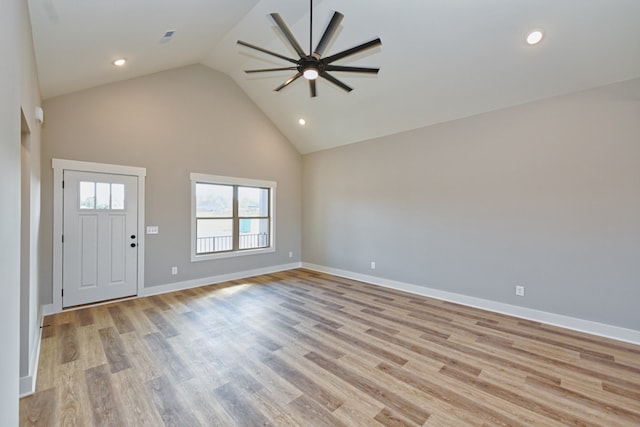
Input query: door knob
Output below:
<box><xmin>130</xmin><ymin>235</ymin><xmax>136</xmax><ymax>239</ymax></box>
<box><xmin>130</xmin><ymin>243</ymin><xmax>136</xmax><ymax>248</ymax></box>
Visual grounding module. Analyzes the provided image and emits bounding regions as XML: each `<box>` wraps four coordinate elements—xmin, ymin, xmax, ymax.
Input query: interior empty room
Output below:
<box><xmin>2</xmin><ymin>1</ymin><xmax>640</xmax><ymax>425</ymax></box>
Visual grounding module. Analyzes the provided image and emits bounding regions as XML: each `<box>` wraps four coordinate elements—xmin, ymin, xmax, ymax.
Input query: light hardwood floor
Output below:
<box><xmin>20</xmin><ymin>269</ymin><xmax>640</xmax><ymax>426</ymax></box>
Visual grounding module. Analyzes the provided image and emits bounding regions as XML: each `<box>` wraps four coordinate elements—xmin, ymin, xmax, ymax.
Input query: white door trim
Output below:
<box><xmin>52</xmin><ymin>159</ymin><xmax>146</xmax><ymax>313</ymax></box>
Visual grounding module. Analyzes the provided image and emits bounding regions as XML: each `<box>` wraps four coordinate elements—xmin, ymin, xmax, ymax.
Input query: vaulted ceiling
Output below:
<box><xmin>28</xmin><ymin>0</ymin><xmax>640</xmax><ymax>153</ymax></box>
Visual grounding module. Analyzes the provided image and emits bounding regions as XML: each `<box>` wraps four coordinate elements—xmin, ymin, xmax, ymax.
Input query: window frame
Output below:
<box><xmin>190</xmin><ymin>173</ymin><xmax>276</xmax><ymax>262</ymax></box>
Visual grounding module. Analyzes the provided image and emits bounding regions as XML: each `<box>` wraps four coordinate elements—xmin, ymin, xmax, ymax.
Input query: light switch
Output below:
<box><xmin>146</xmin><ymin>226</ymin><xmax>159</xmax><ymax>234</ymax></box>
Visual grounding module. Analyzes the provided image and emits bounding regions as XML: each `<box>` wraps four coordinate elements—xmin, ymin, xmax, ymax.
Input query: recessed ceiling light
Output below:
<box><xmin>526</xmin><ymin>30</ymin><xmax>544</xmax><ymax>45</ymax></box>
<box><xmin>298</xmin><ymin>118</ymin><xmax>306</xmax><ymax>126</ymax></box>
<box><xmin>113</xmin><ymin>58</ymin><xmax>126</xmax><ymax>67</ymax></box>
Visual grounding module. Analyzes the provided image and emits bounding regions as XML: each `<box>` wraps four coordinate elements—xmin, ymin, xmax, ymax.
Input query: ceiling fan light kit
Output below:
<box><xmin>237</xmin><ymin>0</ymin><xmax>381</xmax><ymax>97</ymax></box>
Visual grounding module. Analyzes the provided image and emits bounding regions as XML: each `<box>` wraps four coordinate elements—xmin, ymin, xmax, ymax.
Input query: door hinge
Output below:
<box><xmin>61</xmin><ymin>289</ymin><xmax>64</xmax><ymax>297</ymax></box>
<box><xmin>62</xmin><ymin>180</ymin><xmax>64</xmax><ymax>189</ymax></box>
<box><xmin>62</xmin><ymin>235</ymin><xmax>64</xmax><ymax>243</ymax></box>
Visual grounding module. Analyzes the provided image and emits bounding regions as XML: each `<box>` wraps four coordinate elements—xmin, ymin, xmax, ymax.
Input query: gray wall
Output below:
<box><xmin>41</xmin><ymin>64</ymin><xmax>302</xmax><ymax>303</ymax></box>
<box><xmin>303</xmin><ymin>78</ymin><xmax>640</xmax><ymax>330</ymax></box>
<box><xmin>0</xmin><ymin>0</ymin><xmax>21</xmax><ymax>420</ymax></box>
<box><xmin>20</xmin><ymin>0</ymin><xmax>43</xmax><ymax>389</ymax></box>
<box><xmin>2</xmin><ymin>0</ymin><xmax>43</xmax><ymax>420</ymax></box>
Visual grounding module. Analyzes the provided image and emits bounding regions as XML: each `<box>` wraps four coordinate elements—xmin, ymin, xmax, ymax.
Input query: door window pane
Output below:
<box><xmin>111</xmin><ymin>184</ymin><xmax>125</xmax><ymax>209</ymax></box>
<box><xmin>96</xmin><ymin>183</ymin><xmax>111</xmax><ymax>209</ymax></box>
<box><xmin>79</xmin><ymin>181</ymin><xmax>95</xmax><ymax>209</ymax></box>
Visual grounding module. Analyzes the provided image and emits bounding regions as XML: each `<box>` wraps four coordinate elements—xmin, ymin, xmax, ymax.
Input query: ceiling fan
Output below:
<box><xmin>237</xmin><ymin>0</ymin><xmax>382</xmax><ymax>97</ymax></box>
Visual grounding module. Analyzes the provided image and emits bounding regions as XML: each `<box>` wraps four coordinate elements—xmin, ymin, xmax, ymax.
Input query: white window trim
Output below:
<box><xmin>190</xmin><ymin>172</ymin><xmax>276</xmax><ymax>262</ymax></box>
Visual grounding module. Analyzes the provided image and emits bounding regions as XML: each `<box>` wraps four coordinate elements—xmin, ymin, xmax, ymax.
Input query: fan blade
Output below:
<box><xmin>323</xmin><ymin>38</ymin><xmax>382</xmax><ymax>64</ymax></box>
<box><xmin>309</xmin><ymin>79</ymin><xmax>317</xmax><ymax>97</ymax></box>
<box><xmin>270</xmin><ymin>13</ymin><xmax>306</xmax><ymax>58</ymax></box>
<box><xmin>274</xmin><ymin>72</ymin><xmax>303</xmax><ymax>92</ymax></box>
<box><xmin>245</xmin><ymin>67</ymin><xmax>298</xmax><ymax>73</ymax></box>
<box><xmin>313</xmin><ymin>11</ymin><xmax>344</xmax><ymax>57</ymax></box>
<box><xmin>237</xmin><ymin>40</ymin><xmax>298</xmax><ymax>64</ymax></box>
<box><xmin>320</xmin><ymin>72</ymin><xmax>352</xmax><ymax>93</ymax></box>
<box><xmin>324</xmin><ymin>65</ymin><xmax>379</xmax><ymax>74</ymax></box>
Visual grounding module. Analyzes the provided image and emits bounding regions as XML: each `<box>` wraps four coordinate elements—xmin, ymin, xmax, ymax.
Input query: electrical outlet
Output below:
<box><xmin>171</xmin><ymin>266</ymin><xmax>178</xmax><ymax>275</ymax></box>
<box><xmin>370</xmin><ymin>261</ymin><xmax>376</xmax><ymax>270</ymax></box>
<box><xmin>288</xmin><ymin>251</ymin><xmax>293</xmax><ymax>258</ymax></box>
<box><xmin>515</xmin><ymin>285</ymin><xmax>525</xmax><ymax>297</ymax></box>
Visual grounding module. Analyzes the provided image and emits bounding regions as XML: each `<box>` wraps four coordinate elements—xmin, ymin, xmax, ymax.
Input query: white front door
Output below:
<box><xmin>63</xmin><ymin>170</ymin><xmax>139</xmax><ymax>307</ymax></box>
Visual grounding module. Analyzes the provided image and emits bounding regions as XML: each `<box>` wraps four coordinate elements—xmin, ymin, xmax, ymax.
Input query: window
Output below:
<box><xmin>191</xmin><ymin>173</ymin><xmax>276</xmax><ymax>261</ymax></box>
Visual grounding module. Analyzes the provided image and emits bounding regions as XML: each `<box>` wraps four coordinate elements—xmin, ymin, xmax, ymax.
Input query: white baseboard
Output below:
<box><xmin>19</xmin><ymin>306</ymin><xmax>44</xmax><ymax>398</ymax></box>
<box><xmin>141</xmin><ymin>262</ymin><xmax>303</xmax><ymax>297</ymax></box>
<box><xmin>42</xmin><ymin>303</ymin><xmax>56</xmax><ymax>316</ymax></box>
<box><xmin>302</xmin><ymin>263</ymin><xmax>640</xmax><ymax>345</ymax></box>
<box><xmin>42</xmin><ymin>263</ymin><xmax>303</xmax><ymax>316</ymax></box>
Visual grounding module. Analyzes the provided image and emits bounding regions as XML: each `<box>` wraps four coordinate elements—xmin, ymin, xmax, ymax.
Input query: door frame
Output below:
<box><xmin>52</xmin><ymin>159</ymin><xmax>146</xmax><ymax>313</ymax></box>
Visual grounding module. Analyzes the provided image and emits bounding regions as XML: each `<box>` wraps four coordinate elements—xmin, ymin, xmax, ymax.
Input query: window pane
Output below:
<box><xmin>196</xmin><ymin>218</ymin><xmax>233</xmax><ymax>253</ymax></box>
<box><xmin>96</xmin><ymin>182</ymin><xmax>111</xmax><ymax>209</ymax></box>
<box><xmin>111</xmin><ymin>184</ymin><xmax>125</xmax><ymax>209</ymax></box>
<box><xmin>238</xmin><ymin>187</ymin><xmax>269</xmax><ymax>217</ymax></box>
<box><xmin>79</xmin><ymin>181</ymin><xmax>95</xmax><ymax>209</ymax></box>
<box><xmin>239</xmin><ymin>218</ymin><xmax>269</xmax><ymax>249</ymax></box>
<box><xmin>196</xmin><ymin>183</ymin><xmax>233</xmax><ymax>218</ymax></box>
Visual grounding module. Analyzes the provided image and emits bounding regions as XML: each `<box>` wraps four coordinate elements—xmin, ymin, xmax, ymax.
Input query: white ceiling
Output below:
<box><xmin>28</xmin><ymin>0</ymin><xmax>640</xmax><ymax>154</ymax></box>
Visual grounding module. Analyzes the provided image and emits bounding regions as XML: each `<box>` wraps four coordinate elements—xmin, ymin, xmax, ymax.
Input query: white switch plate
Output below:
<box><xmin>171</xmin><ymin>266</ymin><xmax>178</xmax><ymax>275</ymax></box>
<box><xmin>515</xmin><ymin>285</ymin><xmax>525</xmax><ymax>296</ymax></box>
<box><xmin>146</xmin><ymin>226</ymin><xmax>159</xmax><ymax>234</ymax></box>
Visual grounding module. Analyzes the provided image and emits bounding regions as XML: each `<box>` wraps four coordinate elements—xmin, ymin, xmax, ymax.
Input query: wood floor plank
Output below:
<box><xmin>54</xmin><ymin>360</ymin><xmax>93</xmax><ymax>426</ymax></box>
<box><xmin>84</xmin><ymin>364</ymin><xmax>125</xmax><ymax>426</ymax></box>
<box><xmin>111</xmin><ymin>368</ymin><xmax>165</xmax><ymax>427</ymax></box>
<box><xmin>143</xmin><ymin>306</ymin><xmax>180</xmax><ymax>338</ymax></box>
<box><xmin>21</xmin><ymin>269</ymin><xmax>640</xmax><ymax>426</ymax></box>
<box><xmin>403</xmin><ymin>361</ymin><xmax>535</xmax><ymax>426</ymax></box>
<box><xmin>276</xmin><ymin>344</ymin><xmax>386</xmax><ymax>419</ymax></box>
<box><xmin>78</xmin><ymin>324</ymin><xmax>108</xmax><ymax>370</ymax></box>
<box><xmin>255</xmin><ymin>346</ymin><xmax>344</xmax><ymax>412</ymax></box>
<box><xmin>143</xmin><ymin>332</ymin><xmax>192</xmax><ymax>383</ymax></box>
<box><xmin>265</xmin><ymin>319</ymin><xmax>344</xmax><ymax>359</ymax></box>
<box><xmin>40</xmin><ymin>317</ymin><xmax>55</xmax><ymax>339</ymax></box>
<box><xmin>439</xmin><ymin>365</ymin><xmax>598</xmax><ymax>426</ymax></box>
<box><xmin>249</xmin><ymin>388</ymin><xmax>304</xmax><ymax>426</ymax></box>
<box><xmin>75</xmin><ymin>307</ymin><xmax>95</xmax><ymax>327</ymax></box>
<box><xmin>146</xmin><ymin>376</ymin><xmax>201</xmax><ymax>427</ymax></box>
<box><xmin>477</xmin><ymin>332</ymin><xmax>640</xmax><ymax>392</ymax></box>
<box><xmin>365</xmin><ymin>328</ymin><xmax>481</xmax><ymax>375</ymax></box>
<box><xmin>20</xmin><ymin>388</ymin><xmax>56</xmax><ymax>427</ymax></box>
<box><xmin>57</xmin><ymin>322</ymin><xmax>79</xmax><ymax>364</ymax></box>
<box><xmin>98</xmin><ymin>326</ymin><xmax>131</xmax><ymax>373</ymax></box>
<box><xmin>305</xmin><ymin>351</ymin><xmax>431</xmax><ymax>425</ymax></box>
<box><xmin>314</xmin><ymin>323</ymin><xmax>408</xmax><ymax>366</ymax></box>
<box><xmin>212</xmin><ymin>382</ymin><xmax>272</xmax><ymax>427</ymax></box>
<box><xmin>107</xmin><ymin>305</ymin><xmax>135</xmax><ymax>334</ymax></box>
